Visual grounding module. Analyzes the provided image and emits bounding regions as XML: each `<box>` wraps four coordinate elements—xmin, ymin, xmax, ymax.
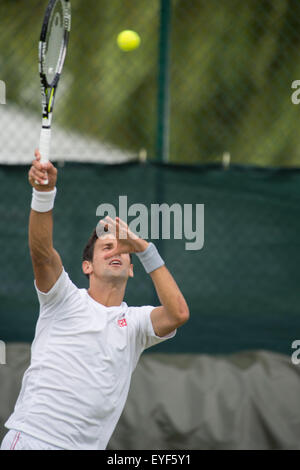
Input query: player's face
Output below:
<box><xmin>90</xmin><ymin>235</ymin><xmax>133</xmax><ymax>282</ymax></box>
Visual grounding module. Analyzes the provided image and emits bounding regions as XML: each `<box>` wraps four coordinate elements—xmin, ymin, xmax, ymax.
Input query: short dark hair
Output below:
<box><xmin>83</xmin><ymin>229</ymin><xmax>98</xmax><ymax>264</ymax></box>
<box><xmin>82</xmin><ymin>228</ymin><xmax>132</xmax><ymax>279</ymax></box>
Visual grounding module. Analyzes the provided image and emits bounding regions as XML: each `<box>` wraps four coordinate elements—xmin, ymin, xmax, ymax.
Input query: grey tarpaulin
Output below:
<box><xmin>1</xmin><ymin>344</ymin><xmax>299</xmax><ymax>450</ymax></box>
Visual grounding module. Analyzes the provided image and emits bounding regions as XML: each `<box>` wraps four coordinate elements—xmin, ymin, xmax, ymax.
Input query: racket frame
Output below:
<box><xmin>38</xmin><ymin>0</ymin><xmax>71</xmax><ymax>178</ymax></box>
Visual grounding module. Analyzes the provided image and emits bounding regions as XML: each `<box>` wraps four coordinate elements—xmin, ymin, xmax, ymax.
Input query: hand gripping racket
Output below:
<box><xmin>38</xmin><ymin>0</ymin><xmax>71</xmax><ymax>184</ymax></box>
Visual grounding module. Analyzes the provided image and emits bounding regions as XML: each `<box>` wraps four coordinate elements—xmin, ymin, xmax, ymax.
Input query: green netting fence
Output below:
<box><xmin>1</xmin><ymin>0</ymin><xmax>300</xmax><ymax>165</ymax></box>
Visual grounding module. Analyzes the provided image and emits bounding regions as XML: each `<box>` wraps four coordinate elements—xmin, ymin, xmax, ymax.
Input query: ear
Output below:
<box><xmin>129</xmin><ymin>263</ymin><xmax>134</xmax><ymax>279</ymax></box>
<box><xmin>82</xmin><ymin>260</ymin><xmax>93</xmax><ymax>277</ymax></box>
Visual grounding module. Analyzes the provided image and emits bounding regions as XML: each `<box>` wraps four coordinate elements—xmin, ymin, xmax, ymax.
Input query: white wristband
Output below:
<box><xmin>31</xmin><ymin>187</ymin><xmax>57</xmax><ymax>213</ymax></box>
<box><xmin>136</xmin><ymin>243</ymin><xmax>165</xmax><ymax>273</ymax></box>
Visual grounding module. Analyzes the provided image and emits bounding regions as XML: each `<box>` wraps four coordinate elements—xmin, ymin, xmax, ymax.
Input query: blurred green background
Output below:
<box><xmin>1</xmin><ymin>0</ymin><xmax>300</xmax><ymax>165</ymax></box>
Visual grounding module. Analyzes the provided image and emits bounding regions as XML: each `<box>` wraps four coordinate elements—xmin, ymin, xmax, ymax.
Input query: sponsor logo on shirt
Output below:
<box><xmin>118</xmin><ymin>318</ymin><xmax>127</xmax><ymax>327</ymax></box>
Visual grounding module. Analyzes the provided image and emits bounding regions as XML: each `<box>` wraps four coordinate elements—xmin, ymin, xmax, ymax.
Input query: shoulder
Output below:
<box><xmin>126</xmin><ymin>305</ymin><xmax>154</xmax><ymax>313</ymax></box>
<box><xmin>125</xmin><ymin>305</ymin><xmax>155</xmax><ymax>320</ymax></box>
<box><xmin>35</xmin><ymin>268</ymin><xmax>79</xmax><ymax>307</ymax></box>
<box><xmin>125</xmin><ymin>305</ymin><xmax>155</xmax><ymax>334</ymax></box>
<box><xmin>125</xmin><ymin>304</ymin><xmax>177</xmax><ymax>350</ymax></box>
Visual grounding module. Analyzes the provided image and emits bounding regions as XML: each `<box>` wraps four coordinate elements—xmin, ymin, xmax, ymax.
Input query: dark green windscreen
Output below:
<box><xmin>0</xmin><ymin>163</ymin><xmax>299</xmax><ymax>355</ymax></box>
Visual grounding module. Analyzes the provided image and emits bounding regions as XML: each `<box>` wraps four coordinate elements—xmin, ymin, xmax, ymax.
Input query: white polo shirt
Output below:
<box><xmin>5</xmin><ymin>269</ymin><xmax>176</xmax><ymax>450</ymax></box>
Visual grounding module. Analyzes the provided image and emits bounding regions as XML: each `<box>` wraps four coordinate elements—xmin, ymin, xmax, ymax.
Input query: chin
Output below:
<box><xmin>103</xmin><ymin>268</ymin><xmax>128</xmax><ymax>280</ymax></box>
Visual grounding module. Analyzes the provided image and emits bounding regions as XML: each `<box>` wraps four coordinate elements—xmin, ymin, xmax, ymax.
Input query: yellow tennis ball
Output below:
<box><xmin>117</xmin><ymin>30</ymin><xmax>141</xmax><ymax>52</ymax></box>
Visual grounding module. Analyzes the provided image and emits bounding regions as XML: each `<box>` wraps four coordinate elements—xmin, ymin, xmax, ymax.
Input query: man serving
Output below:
<box><xmin>1</xmin><ymin>152</ymin><xmax>189</xmax><ymax>450</ymax></box>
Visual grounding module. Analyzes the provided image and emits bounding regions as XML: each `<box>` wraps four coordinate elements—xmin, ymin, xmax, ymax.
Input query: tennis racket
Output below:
<box><xmin>38</xmin><ymin>0</ymin><xmax>71</xmax><ymax>184</ymax></box>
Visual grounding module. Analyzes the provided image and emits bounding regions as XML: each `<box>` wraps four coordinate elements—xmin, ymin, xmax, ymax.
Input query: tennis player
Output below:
<box><xmin>1</xmin><ymin>151</ymin><xmax>189</xmax><ymax>451</ymax></box>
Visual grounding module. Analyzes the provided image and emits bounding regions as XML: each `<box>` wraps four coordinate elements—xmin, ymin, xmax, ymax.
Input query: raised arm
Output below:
<box><xmin>28</xmin><ymin>150</ymin><xmax>62</xmax><ymax>293</ymax></box>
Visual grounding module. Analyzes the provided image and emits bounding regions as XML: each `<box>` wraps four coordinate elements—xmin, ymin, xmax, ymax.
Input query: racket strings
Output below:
<box><xmin>44</xmin><ymin>3</ymin><xmax>65</xmax><ymax>83</ymax></box>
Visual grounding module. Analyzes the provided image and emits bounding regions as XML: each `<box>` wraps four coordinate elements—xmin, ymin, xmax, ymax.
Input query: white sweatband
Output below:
<box><xmin>136</xmin><ymin>242</ymin><xmax>165</xmax><ymax>273</ymax></box>
<box><xmin>31</xmin><ymin>187</ymin><xmax>57</xmax><ymax>213</ymax></box>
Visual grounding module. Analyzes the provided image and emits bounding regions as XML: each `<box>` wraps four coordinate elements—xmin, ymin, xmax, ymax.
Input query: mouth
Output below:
<box><xmin>109</xmin><ymin>259</ymin><xmax>122</xmax><ymax>267</ymax></box>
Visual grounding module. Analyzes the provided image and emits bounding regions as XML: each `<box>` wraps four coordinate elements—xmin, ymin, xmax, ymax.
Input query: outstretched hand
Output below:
<box><xmin>99</xmin><ymin>216</ymin><xmax>149</xmax><ymax>259</ymax></box>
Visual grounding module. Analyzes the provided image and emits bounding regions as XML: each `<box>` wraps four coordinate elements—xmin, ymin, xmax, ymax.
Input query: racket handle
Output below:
<box><xmin>38</xmin><ymin>127</ymin><xmax>51</xmax><ymax>185</ymax></box>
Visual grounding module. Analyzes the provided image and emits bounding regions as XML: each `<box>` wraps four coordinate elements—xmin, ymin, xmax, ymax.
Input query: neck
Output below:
<box><xmin>88</xmin><ymin>277</ymin><xmax>126</xmax><ymax>307</ymax></box>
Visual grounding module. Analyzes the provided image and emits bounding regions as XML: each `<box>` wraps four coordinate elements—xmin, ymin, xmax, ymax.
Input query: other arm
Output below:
<box><xmin>135</xmin><ymin>239</ymin><xmax>189</xmax><ymax>337</ymax></box>
<box><xmin>149</xmin><ymin>263</ymin><xmax>189</xmax><ymax>337</ymax></box>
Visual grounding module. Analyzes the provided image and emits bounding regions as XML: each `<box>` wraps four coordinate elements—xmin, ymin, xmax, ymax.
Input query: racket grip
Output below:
<box><xmin>38</xmin><ymin>127</ymin><xmax>51</xmax><ymax>185</ymax></box>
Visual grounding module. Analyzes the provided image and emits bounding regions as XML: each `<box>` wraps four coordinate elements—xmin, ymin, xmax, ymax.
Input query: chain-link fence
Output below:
<box><xmin>1</xmin><ymin>0</ymin><xmax>300</xmax><ymax>165</ymax></box>
<box><xmin>170</xmin><ymin>0</ymin><xmax>300</xmax><ymax>166</ymax></box>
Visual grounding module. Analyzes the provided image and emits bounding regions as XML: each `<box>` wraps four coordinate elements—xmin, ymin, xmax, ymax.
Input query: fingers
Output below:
<box><xmin>33</xmin><ymin>150</ymin><xmax>42</xmax><ymax>169</ymax></box>
<box><xmin>99</xmin><ymin>217</ymin><xmax>124</xmax><ymax>242</ymax></box>
<box><xmin>100</xmin><ymin>216</ymin><xmax>132</xmax><ymax>238</ymax></box>
<box><xmin>100</xmin><ymin>216</ymin><xmax>118</xmax><ymax>230</ymax></box>
<box><xmin>116</xmin><ymin>217</ymin><xmax>139</xmax><ymax>240</ymax></box>
<box><xmin>100</xmin><ymin>218</ymin><xmax>114</xmax><ymax>232</ymax></box>
<box><xmin>28</xmin><ymin>167</ymin><xmax>47</xmax><ymax>186</ymax></box>
<box><xmin>33</xmin><ymin>149</ymin><xmax>56</xmax><ymax>172</ymax></box>
<box><xmin>32</xmin><ymin>151</ymin><xmax>57</xmax><ymax>173</ymax></box>
<box><xmin>34</xmin><ymin>149</ymin><xmax>41</xmax><ymax>160</ymax></box>
<box><xmin>115</xmin><ymin>217</ymin><xmax>128</xmax><ymax>235</ymax></box>
<box><xmin>30</xmin><ymin>167</ymin><xmax>48</xmax><ymax>183</ymax></box>
<box><xmin>32</xmin><ymin>151</ymin><xmax>46</xmax><ymax>172</ymax></box>
<box><xmin>29</xmin><ymin>152</ymin><xmax>48</xmax><ymax>185</ymax></box>
<box><xmin>99</xmin><ymin>216</ymin><xmax>135</xmax><ymax>259</ymax></box>
<box><xmin>103</xmin><ymin>247</ymin><xmax>119</xmax><ymax>259</ymax></box>
<box><xmin>28</xmin><ymin>149</ymin><xmax>57</xmax><ymax>187</ymax></box>
<box><xmin>102</xmin><ymin>216</ymin><xmax>126</xmax><ymax>240</ymax></box>
<box><xmin>116</xmin><ymin>217</ymin><xmax>127</xmax><ymax>227</ymax></box>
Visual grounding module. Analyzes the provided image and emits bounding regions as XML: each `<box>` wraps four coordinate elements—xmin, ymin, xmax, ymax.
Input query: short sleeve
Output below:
<box><xmin>34</xmin><ymin>268</ymin><xmax>75</xmax><ymax>309</ymax></box>
<box><xmin>129</xmin><ymin>305</ymin><xmax>177</xmax><ymax>353</ymax></box>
